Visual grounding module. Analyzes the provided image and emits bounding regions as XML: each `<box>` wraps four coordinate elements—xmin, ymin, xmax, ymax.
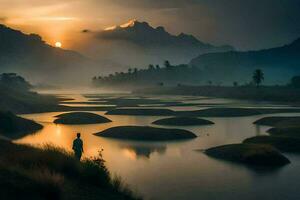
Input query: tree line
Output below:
<box><xmin>92</xmin><ymin>61</ymin><xmax>203</xmax><ymax>87</ymax></box>
<box><xmin>92</xmin><ymin>61</ymin><xmax>300</xmax><ymax>89</ymax></box>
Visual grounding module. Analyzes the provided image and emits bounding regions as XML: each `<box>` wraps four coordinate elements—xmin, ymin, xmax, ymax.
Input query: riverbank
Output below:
<box><xmin>0</xmin><ymin>139</ymin><xmax>140</xmax><ymax>200</ymax></box>
<box><xmin>133</xmin><ymin>85</ymin><xmax>300</xmax><ymax>103</ymax></box>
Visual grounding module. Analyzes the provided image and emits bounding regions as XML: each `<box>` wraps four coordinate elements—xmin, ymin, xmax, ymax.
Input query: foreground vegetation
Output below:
<box><xmin>0</xmin><ymin>140</ymin><xmax>140</xmax><ymax>200</ymax></box>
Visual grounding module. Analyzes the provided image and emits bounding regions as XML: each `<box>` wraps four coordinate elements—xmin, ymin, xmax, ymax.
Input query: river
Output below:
<box><xmin>15</xmin><ymin>93</ymin><xmax>300</xmax><ymax>200</ymax></box>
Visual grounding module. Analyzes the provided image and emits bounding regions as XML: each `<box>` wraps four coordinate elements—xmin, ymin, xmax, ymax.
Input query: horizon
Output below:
<box><xmin>2</xmin><ymin>1</ymin><xmax>300</xmax><ymax>199</ymax></box>
<box><xmin>1</xmin><ymin>0</ymin><xmax>300</xmax><ymax>51</ymax></box>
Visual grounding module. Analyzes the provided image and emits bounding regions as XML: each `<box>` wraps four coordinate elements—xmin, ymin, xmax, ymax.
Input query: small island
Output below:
<box><xmin>178</xmin><ymin>108</ymin><xmax>262</xmax><ymax>117</ymax></box>
<box><xmin>54</xmin><ymin>112</ymin><xmax>112</xmax><ymax>125</ymax></box>
<box><xmin>254</xmin><ymin>116</ymin><xmax>300</xmax><ymax>127</ymax></box>
<box><xmin>152</xmin><ymin>117</ymin><xmax>214</xmax><ymax>126</ymax></box>
<box><xmin>204</xmin><ymin>144</ymin><xmax>290</xmax><ymax>166</ymax></box>
<box><xmin>268</xmin><ymin>127</ymin><xmax>300</xmax><ymax>138</ymax></box>
<box><xmin>95</xmin><ymin>126</ymin><xmax>197</xmax><ymax>141</ymax></box>
<box><xmin>106</xmin><ymin>108</ymin><xmax>176</xmax><ymax>116</ymax></box>
<box><xmin>243</xmin><ymin>136</ymin><xmax>300</xmax><ymax>153</ymax></box>
<box><xmin>0</xmin><ymin>111</ymin><xmax>43</xmax><ymax>139</ymax></box>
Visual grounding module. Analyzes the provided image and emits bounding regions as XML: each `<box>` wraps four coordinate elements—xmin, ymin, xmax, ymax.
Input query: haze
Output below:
<box><xmin>1</xmin><ymin>0</ymin><xmax>300</xmax><ymax>50</ymax></box>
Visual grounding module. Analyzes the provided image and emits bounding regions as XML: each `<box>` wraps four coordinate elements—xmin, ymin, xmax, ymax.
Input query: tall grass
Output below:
<box><xmin>0</xmin><ymin>140</ymin><xmax>141</xmax><ymax>200</ymax></box>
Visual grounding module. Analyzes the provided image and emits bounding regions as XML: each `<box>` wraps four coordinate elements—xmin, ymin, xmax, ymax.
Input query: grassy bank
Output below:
<box><xmin>0</xmin><ymin>140</ymin><xmax>141</xmax><ymax>200</ymax></box>
<box><xmin>133</xmin><ymin>85</ymin><xmax>300</xmax><ymax>103</ymax></box>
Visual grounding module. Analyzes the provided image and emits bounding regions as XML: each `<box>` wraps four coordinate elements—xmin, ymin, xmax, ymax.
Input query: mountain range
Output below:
<box><xmin>0</xmin><ymin>24</ymin><xmax>100</xmax><ymax>85</ymax></box>
<box><xmin>0</xmin><ymin>21</ymin><xmax>299</xmax><ymax>86</ymax></box>
<box><xmin>94</xmin><ymin>20</ymin><xmax>234</xmax><ymax>65</ymax></box>
<box><xmin>190</xmin><ymin>37</ymin><xmax>300</xmax><ymax>84</ymax></box>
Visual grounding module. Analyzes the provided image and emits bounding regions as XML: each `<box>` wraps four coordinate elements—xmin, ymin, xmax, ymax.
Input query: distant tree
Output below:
<box><xmin>158</xmin><ymin>82</ymin><xmax>164</xmax><ymax>87</ymax></box>
<box><xmin>290</xmin><ymin>76</ymin><xmax>300</xmax><ymax>88</ymax></box>
<box><xmin>155</xmin><ymin>65</ymin><xmax>160</xmax><ymax>70</ymax></box>
<box><xmin>252</xmin><ymin>69</ymin><xmax>264</xmax><ymax>87</ymax></box>
<box><xmin>191</xmin><ymin>65</ymin><xmax>198</xmax><ymax>70</ymax></box>
<box><xmin>133</xmin><ymin>68</ymin><xmax>138</xmax><ymax>74</ymax></box>
<box><xmin>92</xmin><ymin>76</ymin><xmax>97</xmax><ymax>81</ymax></box>
<box><xmin>0</xmin><ymin>73</ymin><xmax>31</xmax><ymax>90</ymax></box>
<box><xmin>233</xmin><ymin>81</ymin><xmax>238</xmax><ymax>87</ymax></box>
<box><xmin>164</xmin><ymin>60</ymin><xmax>171</xmax><ymax>69</ymax></box>
<box><xmin>148</xmin><ymin>64</ymin><xmax>155</xmax><ymax>71</ymax></box>
<box><xmin>128</xmin><ymin>68</ymin><xmax>132</xmax><ymax>74</ymax></box>
<box><xmin>207</xmin><ymin>80</ymin><xmax>212</xmax><ymax>86</ymax></box>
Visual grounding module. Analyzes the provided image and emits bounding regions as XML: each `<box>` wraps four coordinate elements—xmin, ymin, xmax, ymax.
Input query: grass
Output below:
<box><xmin>0</xmin><ymin>140</ymin><xmax>141</xmax><ymax>200</ymax></box>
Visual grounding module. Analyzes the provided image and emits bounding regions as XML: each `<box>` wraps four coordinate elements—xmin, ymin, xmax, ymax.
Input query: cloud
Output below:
<box><xmin>1</xmin><ymin>0</ymin><xmax>300</xmax><ymax>50</ymax></box>
<box><xmin>81</xmin><ymin>29</ymin><xmax>91</xmax><ymax>33</ymax></box>
<box><xmin>0</xmin><ymin>17</ymin><xmax>7</xmax><ymax>22</ymax></box>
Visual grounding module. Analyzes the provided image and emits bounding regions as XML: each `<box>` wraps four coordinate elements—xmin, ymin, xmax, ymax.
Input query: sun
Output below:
<box><xmin>55</xmin><ymin>42</ymin><xmax>62</xmax><ymax>48</ymax></box>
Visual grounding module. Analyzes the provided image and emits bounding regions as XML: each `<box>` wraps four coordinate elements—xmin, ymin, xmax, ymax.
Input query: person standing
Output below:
<box><xmin>73</xmin><ymin>133</ymin><xmax>83</xmax><ymax>160</ymax></box>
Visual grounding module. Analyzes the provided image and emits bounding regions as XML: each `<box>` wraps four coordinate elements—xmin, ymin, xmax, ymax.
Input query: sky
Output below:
<box><xmin>1</xmin><ymin>0</ymin><xmax>300</xmax><ymax>50</ymax></box>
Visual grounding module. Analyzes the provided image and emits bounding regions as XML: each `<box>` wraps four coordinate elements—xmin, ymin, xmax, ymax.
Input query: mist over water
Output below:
<box><xmin>15</xmin><ymin>93</ymin><xmax>300</xmax><ymax>200</ymax></box>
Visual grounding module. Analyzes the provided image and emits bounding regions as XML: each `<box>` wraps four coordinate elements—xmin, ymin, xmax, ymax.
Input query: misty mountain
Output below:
<box><xmin>94</xmin><ymin>20</ymin><xmax>234</xmax><ymax>65</ymax></box>
<box><xmin>0</xmin><ymin>24</ymin><xmax>100</xmax><ymax>85</ymax></box>
<box><xmin>190</xmin><ymin>38</ymin><xmax>300</xmax><ymax>84</ymax></box>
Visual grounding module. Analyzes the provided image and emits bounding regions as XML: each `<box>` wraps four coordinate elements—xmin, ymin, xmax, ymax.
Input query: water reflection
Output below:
<box><xmin>120</xmin><ymin>143</ymin><xmax>167</xmax><ymax>160</ymax></box>
<box><xmin>13</xmin><ymin>95</ymin><xmax>300</xmax><ymax>200</ymax></box>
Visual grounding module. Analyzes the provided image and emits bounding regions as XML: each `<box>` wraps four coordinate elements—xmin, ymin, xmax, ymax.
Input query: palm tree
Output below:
<box><xmin>164</xmin><ymin>60</ymin><xmax>171</xmax><ymax>69</ymax></box>
<box><xmin>148</xmin><ymin>64</ymin><xmax>155</xmax><ymax>71</ymax></box>
<box><xmin>128</xmin><ymin>68</ymin><xmax>132</xmax><ymax>74</ymax></box>
<box><xmin>252</xmin><ymin>69</ymin><xmax>264</xmax><ymax>87</ymax></box>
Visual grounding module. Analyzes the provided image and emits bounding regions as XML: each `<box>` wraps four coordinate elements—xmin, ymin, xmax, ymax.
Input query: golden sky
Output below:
<box><xmin>1</xmin><ymin>0</ymin><xmax>299</xmax><ymax>50</ymax></box>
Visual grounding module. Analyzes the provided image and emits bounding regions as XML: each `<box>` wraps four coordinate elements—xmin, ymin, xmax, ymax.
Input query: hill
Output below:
<box><xmin>0</xmin><ymin>140</ymin><xmax>140</xmax><ymax>200</ymax></box>
<box><xmin>0</xmin><ymin>73</ymin><xmax>60</xmax><ymax>114</ymax></box>
<box><xmin>190</xmin><ymin>38</ymin><xmax>300</xmax><ymax>84</ymax></box>
<box><xmin>0</xmin><ymin>24</ymin><xmax>97</xmax><ymax>85</ymax></box>
<box><xmin>95</xmin><ymin>19</ymin><xmax>234</xmax><ymax>65</ymax></box>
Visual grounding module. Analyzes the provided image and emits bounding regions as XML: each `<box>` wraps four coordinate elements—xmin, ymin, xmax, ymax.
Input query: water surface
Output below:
<box><xmin>16</xmin><ymin>94</ymin><xmax>300</xmax><ymax>200</ymax></box>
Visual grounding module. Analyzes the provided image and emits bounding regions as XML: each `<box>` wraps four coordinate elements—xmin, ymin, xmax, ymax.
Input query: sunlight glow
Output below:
<box><xmin>55</xmin><ymin>41</ymin><xmax>62</xmax><ymax>48</ymax></box>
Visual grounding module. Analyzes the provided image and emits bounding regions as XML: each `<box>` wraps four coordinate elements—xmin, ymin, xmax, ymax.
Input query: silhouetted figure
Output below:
<box><xmin>73</xmin><ymin>133</ymin><xmax>83</xmax><ymax>160</ymax></box>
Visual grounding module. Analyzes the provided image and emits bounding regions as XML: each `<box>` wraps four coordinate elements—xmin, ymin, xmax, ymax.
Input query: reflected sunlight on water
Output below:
<box><xmin>14</xmin><ymin>94</ymin><xmax>300</xmax><ymax>200</ymax></box>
